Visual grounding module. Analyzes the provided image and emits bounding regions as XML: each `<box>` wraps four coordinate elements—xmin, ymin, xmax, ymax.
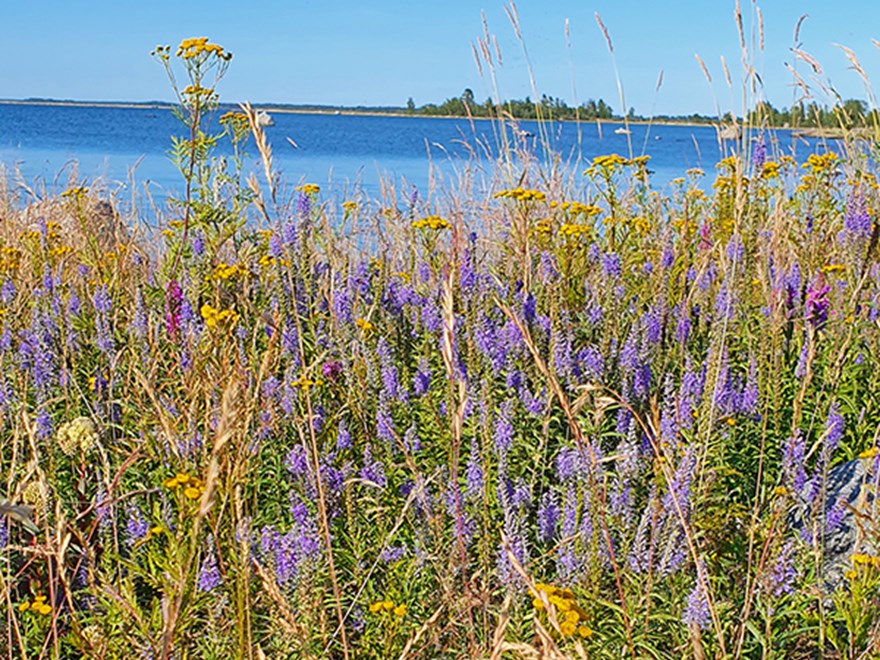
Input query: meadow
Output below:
<box><xmin>3</xmin><ymin>31</ymin><xmax>880</xmax><ymax>660</ymax></box>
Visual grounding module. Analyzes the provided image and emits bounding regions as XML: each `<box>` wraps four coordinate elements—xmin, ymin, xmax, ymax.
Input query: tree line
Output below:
<box><xmin>405</xmin><ymin>89</ymin><xmax>876</xmax><ymax>128</ymax></box>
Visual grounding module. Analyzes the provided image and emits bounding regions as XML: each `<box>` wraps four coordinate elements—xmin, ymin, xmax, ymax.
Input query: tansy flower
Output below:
<box><xmin>411</xmin><ymin>215</ymin><xmax>450</xmax><ymax>230</ymax></box>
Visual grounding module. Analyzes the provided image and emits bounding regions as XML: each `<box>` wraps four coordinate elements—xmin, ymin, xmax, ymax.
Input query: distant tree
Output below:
<box><xmin>406</xmin><ymin>97</ymin><xmax>415</xmax><ymax>113</ymax></box>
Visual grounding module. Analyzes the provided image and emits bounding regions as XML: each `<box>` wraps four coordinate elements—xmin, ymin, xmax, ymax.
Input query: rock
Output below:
<box><xmin>790</xmin><ymin>456</ymin><xmax>880</xmax><ymax>590</ymax></box>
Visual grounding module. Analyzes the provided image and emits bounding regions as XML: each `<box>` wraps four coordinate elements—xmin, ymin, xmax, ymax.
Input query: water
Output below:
<box><xmin>0</xmin><ymin>102</ymin><xmax>831</xmax><ymax>206</ymax></box>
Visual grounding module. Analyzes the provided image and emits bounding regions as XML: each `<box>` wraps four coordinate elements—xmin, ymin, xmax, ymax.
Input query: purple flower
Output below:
<box><xmin>359</xmin><ymin>445</ymin><xmax>387</xmax><ymax>488</ymax></box>
<box><xmin>413</xmin><ymin>358</ymin><xmax>431</xmax><ymax>397</ymax></box>
<box><xmin>751</xmin><ymin>137</ymin><xmax>766</xmax><ymax>173</ymax></box>
<box><xmin>538</xmin><ymin>491</ymin><xmax>559</xmax><ymax>543</ymax></box>
<box><xmin>804</xmin><ymin>276</ymin><xmax>830</xmax><ymax>330</ymax></box>
<box><xmin>602</xmin><ymin>252</ymin><xmax>622</xmax><ymax>279</ymax></box>
<box><xmin>198</xmin><ymin>537</ymin><xmax>221</xmax><ymax>592</ymax></box>
<box><xmin>336</xmin><ymin>420</ymin><xmax>352</xmax><ymax>450</ymax></box>
<box><xmin>783</xmin><ymin>431</ymin><xmax>807</xmax><ymax>491</ymax></box>
<box><xmin>768</xmin><ymin>541</ymin><xmax>796</xmax><ymax>597</ymax></box>
<box><xmin>821</xmin><ymin>403</ymin><xmax>844</xmax><ymax>463</ymax></box>
<box><xmin>322</xmin><ymin>360</ymin><xmax>342</xmax><ymax>382</ymax></box>
<box><xmin>165</xmin><ymin>280</ymin><xmax>184</xmax><ymax>339</ymax></box>
<box><xmin>125</xmin><ymin>502</ymin><xmax>149</xmax><ymax>546</ymax></box>
<box><xmin>683</xmin><ymin>564</ymin><xmax>711</xmax><ymax>630</ymax></box>
<box><xmin>493</xmin><ymin>399</ymin><xmax>514</xmax><ymax>457</ymax></box>
<box><xmin>844</xmin><ymin>187</ymin><xmax>872</xmax><ymax>240</ymax></box>
<box><xmin>465</xmin><ymin>438</ymin><xmax>483</xmax><ymax>499</ymax></box>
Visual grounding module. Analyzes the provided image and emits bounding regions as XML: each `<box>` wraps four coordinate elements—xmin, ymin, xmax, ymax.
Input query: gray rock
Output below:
<box><xmin>790</xmin><ymin>456</ymin><xmax>880</xmax><ymax>590</ymax></box>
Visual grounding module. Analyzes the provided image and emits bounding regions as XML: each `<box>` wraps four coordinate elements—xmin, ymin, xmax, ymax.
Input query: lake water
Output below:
<box><xmin>0</xmin><ymin>103</ymin><xmax>832</xmax><ymax>206</ymax></box>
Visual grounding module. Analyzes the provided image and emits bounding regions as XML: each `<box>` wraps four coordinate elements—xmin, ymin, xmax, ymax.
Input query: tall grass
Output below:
<box><xmin>2</xmin><ymin>20</ymin><xmax>880</xmax><ymax>660</ymax></box>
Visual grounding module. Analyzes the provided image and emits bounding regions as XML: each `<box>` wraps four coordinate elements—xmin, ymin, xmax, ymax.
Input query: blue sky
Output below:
<box><xmin>1</xmin><ymin>1</ymin><xmax>878</xmax><ymax>116</ymax></box>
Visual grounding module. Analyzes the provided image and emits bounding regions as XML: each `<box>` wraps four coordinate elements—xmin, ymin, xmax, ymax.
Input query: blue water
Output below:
<box><xmin>0</xmin><ymin>103</ymin><xmax>831</xmax><ymax>205</ymax></box>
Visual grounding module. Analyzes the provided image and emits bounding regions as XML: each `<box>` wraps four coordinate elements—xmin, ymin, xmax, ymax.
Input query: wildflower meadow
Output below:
<box><xmin>4</xmin><ymin>25</ymin><xmax>880</xmax><ymax>660</ymax></box>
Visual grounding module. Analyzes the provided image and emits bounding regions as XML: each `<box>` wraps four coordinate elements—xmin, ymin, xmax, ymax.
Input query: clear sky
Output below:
<box><xmin>1</xmin><ymin>1</ymin><xmax>878</xmax><ymax>117</ymax></box>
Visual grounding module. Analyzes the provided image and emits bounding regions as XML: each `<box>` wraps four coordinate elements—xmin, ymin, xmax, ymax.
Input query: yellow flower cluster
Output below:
<box><xmin>290</xmin><ymin>377</ymin><xmax>323</xmax><ymax>390</ymax></box>
<box><xmin>584</xmin><ymin>153</ymin><xmax>633</xmax><ymax>176</ymax></box>
<box><xmin>0</xmin><ymin>247</ymin><xmax>22</xmax><ymax>273</ymax></box>
<box><xmin>686</xmin><ymin>168</ymin><xmax>705</xmax><ymax>177</ymax></box>
<box><xmin>18</xmin><ymin>595</ymin><xmax>51</xmax><ymax>616</ymax></box>
<box><xmin>182</xmin><ymin>84</ymin><xmax>214</xmax><ymax>98</ymax></box>
<box><xmin>296</xmin><ymin>183</ymin><xmax>321</xmax><ymax>195</ymax></box>
<box><xmin>369</xmin><ymin>600</ymin><xmax>408</xmax><ymax>617</ymax></box>
<box><xmin>859</xmin><ymin>447</ymin><xmax>879</xmax><ymax>459</ymax></box>
<box><xmin>200</xmin><ymin>304</ymin><xmax>238</xmax><ymax>328</ymax></box>
<box><xmin>802</xmin><ymin>152</ymin><xmax>838</xmax><ymax>174</ymax></box>
<box><xmin>761</xmin><ymin>162</ymin><xmax>781</xmax><ymax>179</ymax></box>
<box><xmin>213</xmin><ymin>262</ymin><xmax>248</xmax><ymax>281</ymax></box>
<box><xmin>219</xmin><ymin>111</ymin><xmax>249</xmax><ymax>130</ymax></box>
<box><xmin>342</xmin><ymin>200</ymin><xmax>358</xmax><ymax>213</ymax></box>
<box><xmin>718</xmin><ymin>156</ymin><xmax>740</xmax><ymax>172</ymax></box>
<box><xmin>258</xmin><ymin>254</ymin><xmax>289</xmax><ymax>269</ymax></box>
<box><xmin>411</xmin><ymin>215</ymin><xmax>450</xmax><ymax>230</ymax></box>
<box><xmin>820</xmin><ymin>264</ymin><xmax>845</xmax><ymax>274</ymax></box>
<box><xmin>532</xmin><ymin>219</ymin><xmax>553</xmax><ymax>235</ymax></box>
<box><xmin>531</xmin><ymin>583</ymin><xmax>593</xmax><ymax>638</ymax></box>
<box><xmin>356</xmin><ymin>318</ymin><xmax>375</xmax><ymax>332</ymax></box>
<box><xmin>61</xmin><ymin>186</ymin><xmax>88</xmax><ymax>199</ymax></box>
<box><xmin>176</xmin><ymin>37</ymin><xmax>232</xmax><ymax>61</ymax></box>
<box><xmin>163</xmin><ymin>473</ymin><xmax>205</xmax><ymax>500</ymax></box>
<box><xmin>851</xmin><ymin>553</ymin><xmax>880</xmax><ymax>569</ymax></box>
<box><xmin>550</xmin><ymin>201</ymin><xmax>603</xmax><ymax>216</ymax></box>
<box><xmin>559</xmin><ymin>223</ymin><xmax>592</xmax><ymax>237</ymax></box>
<box><xmin>56</xmin><ymin>417</ymin><xmax>99</xmax><ymax>456</ymax></box>
<box><xmin>49</xmin><ymin>245</ymin><xmax>74</xmax><ymax>259</ymax></box>
<box><xmin>494</xmin><ymin>188</ymin><xmax>547</xmax><ymax>202</ymax></box>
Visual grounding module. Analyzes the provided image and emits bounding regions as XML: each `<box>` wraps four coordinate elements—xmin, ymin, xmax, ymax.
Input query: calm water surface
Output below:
<box><xmin>0</xmin><ymin>103</ymin><xmax>832</xmax><ymax>207</ymax></box>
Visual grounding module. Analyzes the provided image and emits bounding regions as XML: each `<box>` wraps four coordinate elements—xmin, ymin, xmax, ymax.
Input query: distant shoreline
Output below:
<box><xmin>0</xmin><ymin>98</ymin><xmax>722</xmax><ymax>130</ymax></box>
<box><xmin>0</xmin><ymin>98</ymin><xmax>848</xmax><ymax>138</ymax></box>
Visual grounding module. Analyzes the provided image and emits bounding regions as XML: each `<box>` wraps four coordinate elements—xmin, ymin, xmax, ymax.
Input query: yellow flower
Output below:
<box><xmin>356</xmin><ymin>318</ymin><xmax>374</xmax><ymax>332</ymax></box>
<box><xmin>560</xmin><ymin>620</ymin><xmax>577</xmax><ymax>636</ymax></box>
<box><xmin>761</xmin><ymin>161</ymin><xmax>781</xmax><ymax>179</ymax></box>
<box><xmin>61</xmin><ymin>186</ymin><xmax>88</xmax><ymax>199</ymax></box>
<box><xmin>559</xmin><ymin>223</ymin><xmax>591</xmax><ymax>237</ymax></box>
<box><xmin>382</xmin><ymin>600</ymin><xmax>395</xmax><ymax>612</ymax></box>
<box><xmin>296</xmin><ymin>183</ymin><xmax>321</xmax><ymax>195</ymax></box>
<box><xmin>494</xmin><ymin>188</ymin><xmax>546</xmax><ymax>202</ymax></box>
<box><xmin>369</xmin><ymin>601</ymin><xmax>383</xmax><ymax>613</ymax></box>
<box><xmin>859</xmin><ymin>447</ymin><xmax>879</xmax><ymax>460</ymax></box>
<box><xmin>183</xmin><ymin>486</ymin><xmax>202</xmax><ymax>500</ymax></box>
<box><xmin>577</xmin><ymin>625</ymin><xmax>593</xmax><ymax>638</ymax></box>
<box><xmin>18</xmin><ymin>602</ymin><xmax>30</xmax><ymax>612</ymax></box>
<box><xmin>37</xmin><ymin>603</ymin><xmax>52</xmax><ymax>616</ymax></box>
<box><xmin>394</xmin><ymin>604</ymin><xmax>407</xmax><ymax>617</ymax></box>
<box><xmin>411</xmin><ymin>215</ymin><xmax>451</xmax><ymax>230</ymax></box>
<box><xmin>201</xmin><ymin>304</ymin><xmax>238</xmax><ymax>329</ymax></box>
